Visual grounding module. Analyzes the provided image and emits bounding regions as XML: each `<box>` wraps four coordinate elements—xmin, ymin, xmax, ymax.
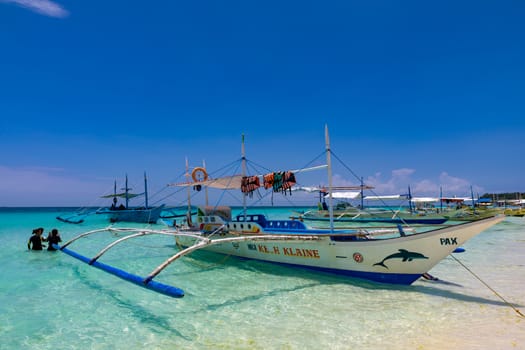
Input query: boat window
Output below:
<box><xmin>211</xmin><ymin>217</ymin><xmax>216</xmax><ymax>223</ymax></box>
<box><xmin>240</xmin><ymin>224</ymin><xmax>244</xmax><ymax>229</ymax></box>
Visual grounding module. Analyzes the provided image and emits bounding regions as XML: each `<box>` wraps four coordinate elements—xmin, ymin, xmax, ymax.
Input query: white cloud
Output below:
<box><xmin>2</xmin><ymin>0</ymin><xmax>69</xmax><ymax>18</ymax></box>
<box><xmin>391</xmin><ymin>168</ymin><xmax>415</xmax><ymax>178</ymax></box>
<box><xmin>438</xmin><ymin>172</ymin><xmax>484</xmax><ymax>197</ymax></box>
<box><xmin>330</xmin><ymin>168</ymin><xmax>480</xmax><ymax>197</ymax></box>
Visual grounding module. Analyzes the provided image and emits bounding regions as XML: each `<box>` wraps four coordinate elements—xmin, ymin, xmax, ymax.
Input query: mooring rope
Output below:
<box><xmin>450</xmin><ymin>254</ymin><xmax>524</xmax><ymax>318</ymax></box>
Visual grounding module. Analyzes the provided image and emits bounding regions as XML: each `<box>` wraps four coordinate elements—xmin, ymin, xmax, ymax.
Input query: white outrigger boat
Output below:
<box><xmin>56</xmin><ymin>126</ymin><xmax>505</xmax><ymax>298</ymax></box>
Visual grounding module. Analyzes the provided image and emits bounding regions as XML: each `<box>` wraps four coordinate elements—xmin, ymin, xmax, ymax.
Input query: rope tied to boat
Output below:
<box><xmin>450</xmin><ymin>254</ymin><xmax>524</xmax><ymax>318</ymax></box>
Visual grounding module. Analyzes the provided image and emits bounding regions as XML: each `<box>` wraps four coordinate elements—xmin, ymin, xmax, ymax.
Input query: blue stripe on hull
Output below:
<box><xmin>58</xmin><ymin>245</ymin><xmax>185</xmax><ymax>298</ymax></box>
<box><xmin>304</xmin><ymin>265</ymin><xmax>421</xmax><ymax>285</ymax></box>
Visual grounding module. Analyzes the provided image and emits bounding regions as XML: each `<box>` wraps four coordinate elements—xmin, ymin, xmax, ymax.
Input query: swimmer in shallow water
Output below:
<box><xmin>27</xmin><ymin>227</ymin><xmax>45</xmax><ymax>250</ymax></box>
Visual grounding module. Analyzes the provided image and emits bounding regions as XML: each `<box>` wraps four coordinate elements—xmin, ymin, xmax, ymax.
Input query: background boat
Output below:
<box><xmin>295</xmin><ymin>188</ymin><xmax>449</xmax><ymax>225</ymax></box>
<box><xmin>96</xmin><ymin>173</ymin><xmax>163</xmax><ymax>224</ymax></box>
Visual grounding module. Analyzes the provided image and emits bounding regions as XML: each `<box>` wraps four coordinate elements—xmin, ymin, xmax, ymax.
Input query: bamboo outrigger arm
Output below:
<box><xmin>89</xmin><ymin>230</ymin><xmax>183</xmax><ymax>264</ymax></box>
<box><xmin>56</xmin><ymin>226</ymin><xmax>207</xmax><ymax>299</ymax></box>
<box><xmin>143</xmin><ymin>232</ymin><xmax>321</xmax><ymax>284</ymax></box>
<box><xmin>60</xmin><ymin>227</ymin><xmax>146</xmax><ymax>249</ymax></box>
<box><xmin>61</xmin><ymin>226</ymin><xmax>214</xmax><ymax>266</ymax></box>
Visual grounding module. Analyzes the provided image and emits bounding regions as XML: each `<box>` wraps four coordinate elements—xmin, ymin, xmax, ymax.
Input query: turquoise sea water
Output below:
<box><xmin>1</xmin><ymin>207</ymin><xmax>524</xmax><ymax>350</ymax></box>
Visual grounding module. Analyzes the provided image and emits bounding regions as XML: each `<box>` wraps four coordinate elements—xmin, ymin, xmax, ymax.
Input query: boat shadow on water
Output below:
<box><xmin>70</xmin><ymin>265</ymin><xmax>196</xmax><ymax>340</ymax></box>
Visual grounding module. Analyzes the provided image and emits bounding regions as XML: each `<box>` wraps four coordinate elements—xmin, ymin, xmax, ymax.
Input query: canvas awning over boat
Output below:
<box><xmin>169</xmin><ymin>165</ymin><xmax>328</xmax><ymax>190</ymax></box>
<box><xmin>330</xmin><ymin>191</ymin><xmax>361</xmax><ymax>199</ymax></box>
<box><xmin>293</xmin><ymin>185</ymin><xmax>374</xmax><ymax>194</ymax></box>
<box><xmin>170</xmin><ymin>175</ymin><xmax>244</xmax><ymax>190</ymax></box>
<box><xmin>363</xmin><ymin>195</ymin><xmax>409</xmax><ymax>201</ymax></box>
<box><xmin>411</xmin><ymin>197</ymin><xmax>439</xmax><ymax>203</ymax></box>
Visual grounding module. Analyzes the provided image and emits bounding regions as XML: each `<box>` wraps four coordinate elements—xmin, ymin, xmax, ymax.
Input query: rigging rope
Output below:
<box><xmin>450</xmin><ymin>254</ymin><xmax>524</xmax><ymax>318</ymax></box>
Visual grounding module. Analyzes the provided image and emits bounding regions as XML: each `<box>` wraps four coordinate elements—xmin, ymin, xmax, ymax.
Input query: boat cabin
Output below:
<box><xmin>229</xmin><ymin>214</ymin><xmax>308</xmax><ymax>232</ymax></box>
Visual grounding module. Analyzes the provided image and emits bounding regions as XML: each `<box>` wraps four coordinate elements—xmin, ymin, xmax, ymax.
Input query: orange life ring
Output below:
<box><xmin>191</xmin><ymin>167</ymin><xmax>208</xmax><ymax>182</ymax></box>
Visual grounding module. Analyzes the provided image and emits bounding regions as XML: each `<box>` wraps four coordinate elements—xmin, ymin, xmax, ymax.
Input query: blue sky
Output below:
<box><xmin>1</xmin><ymin>0</ymin><xmax>524</xmax><ymax>207</ymax></box>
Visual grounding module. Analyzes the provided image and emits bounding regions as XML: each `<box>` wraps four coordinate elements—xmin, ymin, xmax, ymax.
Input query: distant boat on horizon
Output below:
<box><xmin>293</xmin><ymin>186</ymin><xmax>448</xmax><ymax>225</ymax></box>
<box><xmin>95</xmin><ymin>173</ymin><xmax>164</xmax><ymax>224</ymax></box>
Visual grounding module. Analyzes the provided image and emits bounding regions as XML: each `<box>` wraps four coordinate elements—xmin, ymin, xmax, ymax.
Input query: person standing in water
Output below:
<box><xmin>46</xmin><ymin>228</ymin><xmax>62</xmax><ymax>251</ymax></box>
<box><xmin>27</xmin><ymin>227</ymin><xmax>45</xmax><ymax>250</ymax></box>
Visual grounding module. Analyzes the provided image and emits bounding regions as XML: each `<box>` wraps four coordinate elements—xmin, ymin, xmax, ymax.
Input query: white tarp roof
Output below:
<box><xmin>411</xmin><ymin>197</ymin><xmax>439</xmax><ymax>203</ymax></box>
<box><xmin>330</xmin><ymin>191</ymin><xmax>361</xmax><ymax>199</ymax></box>
<box><xmin>171</xmin><ymin>175</ymin><xmax>243</xmax><ymax>190</ymax></box>
<box><xmin>363</xmin><ymin>195</ymin><xmax>408</xmax><ymax>201</ymax></box>
<box><xmin>170</xmin><ymin>164</ymin><xmax>328</xmax><ymax>190</ymax></box>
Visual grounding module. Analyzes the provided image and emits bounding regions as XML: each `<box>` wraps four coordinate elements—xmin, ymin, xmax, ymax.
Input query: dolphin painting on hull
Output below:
<box><xmin>373</xmin><ymin>249</ymin><xmax>429</xmax><ymax>269</ymax></box>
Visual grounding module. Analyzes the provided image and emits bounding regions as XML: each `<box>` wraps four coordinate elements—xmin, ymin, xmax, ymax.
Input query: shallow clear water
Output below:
<box><xmin>1</xmin><ymin>208</ymin><xmax>524</xmax><ymax>349</ymax></box>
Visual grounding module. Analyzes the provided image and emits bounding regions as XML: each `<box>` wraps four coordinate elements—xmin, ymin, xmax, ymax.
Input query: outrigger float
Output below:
<box><xmin>55</xmin><ymin>126</ymin><xmax>506</xmax><ymax>299</ymax></box>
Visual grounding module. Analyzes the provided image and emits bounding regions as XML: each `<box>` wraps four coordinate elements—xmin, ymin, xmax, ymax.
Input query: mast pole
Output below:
<box><xmin>112</xmin><ymin>180</ymin><xmax>117</xmax><ymax>209</ymax></box>
<box><xmin>186</xmin><ymin>158</ymin><xmax>191</xmax><ymax>208</ymax></box>
<box><xmin>408</xmin><ymin>185</ymin><xmax>413</xmax><ymax>214</ymax></box>
<box><xmin>125</xmin><ymin>174</ymin><xmax>129</xmax><ymax>208</ymax></box>
<box><xmin>185</xmin><ymin>158</ymin><xmax>192</xmax><ymax>226</ymax></box>
<box><xmin>203</xmin><ymin>159</ymin><xmax>209</xmax><ymax>206</ymax></box>
<box><xmin>325</xmin><ymin>125</ymin><xmax>334</xmax><ymax>232</ymax></box>
<box><xmin>144</xmin><ymin>172</ymin><xmax>149</xmax><ymax>209</ymax></box>
<box><xmin>360</xmin><ymin>176</ymin><xmax>364</xmax><ymax>209</ymax></box>
<box><xmin>440</xmin><ymin>186</ymin><xmax>443</xmax><ymax>212</ymax></box>
<box><xmin>241</xmin><ymin>134</ymin><xmax>247</xmax><ymax>221</ymax></box>
<box><xmin>470</xmin><ymin>185</ymin><xmax>476</xmax><ymax>214</ymax></box>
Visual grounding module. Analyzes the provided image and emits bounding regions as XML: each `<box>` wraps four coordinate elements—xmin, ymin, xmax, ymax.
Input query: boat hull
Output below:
<box><xmin>176</xmin><ymin>215</ymin><xmax>504</xmax><ymax>285</ymax></box>
<box><xmin>443</xmin><ymin>208</ymin><xmax>504</xmax><ymax>221</ymax></box>
<box><xmin>97</xmin><ymin>205</ymin><xmax>164</xmax><ymax>224</ymax></box>
<box><xmin>503</xmin><ymin>208</ymin><xmax>525</xmax><ymax>217</ymax></box>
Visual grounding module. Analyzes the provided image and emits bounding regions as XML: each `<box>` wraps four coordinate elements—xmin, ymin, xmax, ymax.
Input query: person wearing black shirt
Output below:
<box><xmin>27</xmin><ymin>227</ymin><xmax>45</xmax><ymax>250</ymax></box>
<box><xmin>46</xmin><ymin>228</ymin><xmax>62</xmax><ymax>251</ymax></box>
